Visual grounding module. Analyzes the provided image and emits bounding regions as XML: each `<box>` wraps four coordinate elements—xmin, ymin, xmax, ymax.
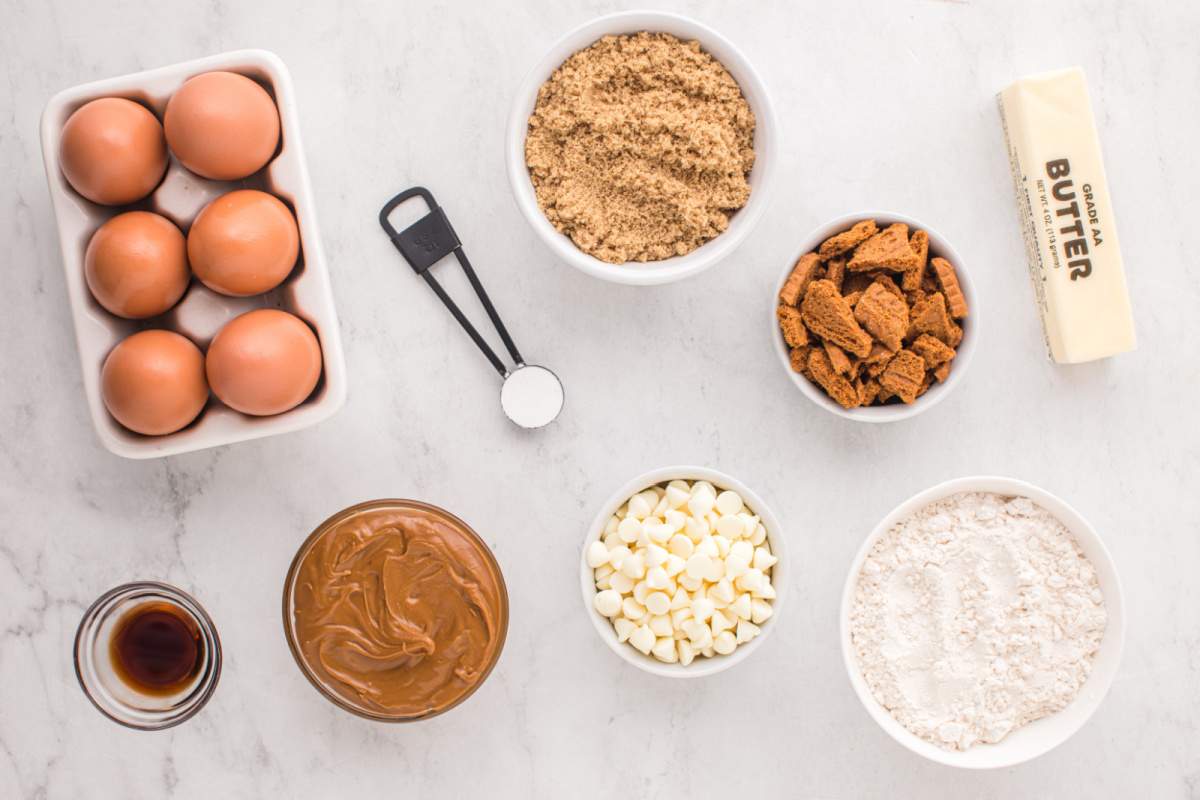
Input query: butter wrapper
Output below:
<box><xmin>998</xmin><ymin>67</ymin><xmax>1135</xmax><ymax>363</ymax></box>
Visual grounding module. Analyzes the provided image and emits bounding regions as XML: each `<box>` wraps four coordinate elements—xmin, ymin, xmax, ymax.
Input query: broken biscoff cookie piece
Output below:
<box><xmin>930</xmin><ymin>257</ymin><xmax>969</xmax><ymax>319</ymax></box>
<box><xmin>854</xmin><ymin>282</ymin><xmax>909</xmax><ymax>353</ymax></box>
<box><xmin>779</xmin><ymin>252</ymin><xmax>821</xmax><ymax>306</ymax></box>
<box><xmin>807</xmin><ymin>348</ymin><xmax>859</xmax><ymax>409</ymax></box>
<box><xmin>878</xmin><ymin>350</ymin><xmax>927</xmax><ymax>404</ymax></box>
<box><xmin>776</xmin><ymin>218</ymin><xmax>970</xmax><ymax>410</ymax></box>
<box><xmin>800</xmin><ymin>280</ymin><xmax>873</xmax><ymax>358</ymax></box>
<box><xmin>777</xmin><ymin>305</ymin><xmax>809</xmax><ymax>348</ymax></box>
<box><xmin>847</xmin><ymin>223</ymin><xmax>921</xmax><ymax>272</ymax></box>
<box><xmin>818</xmin><ymin>219</ymin><xmax>877</xmax><ymax>259</ymax></box>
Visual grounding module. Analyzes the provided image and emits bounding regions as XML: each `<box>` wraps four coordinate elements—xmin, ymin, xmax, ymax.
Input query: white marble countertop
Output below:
<box><xmin>2</xmin><ymin>1</ymin><xmax>1197</xmax><ymax>797</ymax></box>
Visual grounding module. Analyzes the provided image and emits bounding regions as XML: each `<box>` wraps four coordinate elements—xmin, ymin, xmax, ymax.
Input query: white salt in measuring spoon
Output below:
<box><xmin>379</xmin><ymin>187</ymin><xmax>563</xmax><ymax>429</ymax></box>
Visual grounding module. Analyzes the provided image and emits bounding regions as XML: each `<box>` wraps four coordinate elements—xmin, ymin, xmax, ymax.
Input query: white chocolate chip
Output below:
<box><xmin>587</xmin><ymin>540</ymin><xmax>610</xmax><ymax>568</ymax></box>
<box><xmin>715</xmin><ymin>490</ymin><xmax>744</xmax><ymax>516</ymax></box>
<box><xmin>669</xmin><ymin>588</ymin><xmax>690</xmax><ymax>610</ymax></box>
<box><xmin>628</xmin><ymin>494</ymin><xmax>652</xmax><ymax>520</ymax></box>
<box><xmin>678</xmin><ymin>639</ymin><xmax>696</xmax><ymax>666</ymax></box>
<box><xmin>667</xmin><ymin>534</ymin><xmax>694</xmax><ymax>559</ymax></box>
<box><xmin>750</xmin><ymin>524</ymin><xmax>767</xmax><ymax>546</ymax></box>
<box><xmin>685</xmin><ymin>554</ymin><xmax>712</xmax><ymax>580</ymax></box>
<box><xmin>645</xmin><ymin>566</ymin><xmax>670</xmax><ymax>590</ymax></box>
<box><xmin>594</xmin><ymin>589</ymin><xmax>622</xmax><ymax>617</ymax></box>
<box><xmin>652</xmin><ymin>637</ymin><xmax>678</xmax><ymax>663</ymax></box>
<box><xmin>649</xmin><ymin>615</ymin><xmax>673</xmax><ymax>638</ymax></box>
<box><xmin>736</xmin><ymin>568</ymin><xmax>764</xmax><ymax>593</ymax></box>
<box><xmin>644</xmin><ymin>544</ymin><xmax>668</xmax><ymax>568</ymax></box>
<box><xmin>608</xmin><ymin>545</ymin><xmax>631</xmax><ymax>569</ymax></box>
<box><xmin>666</xmin><ymin>486</ymin><xmax>690</xmax><ymax>509</ymax></box>
<box><xmin>715</xmin><ymin>515</ymin><xmax>743</xmax><ymax>539</ymax></box>
<box><xmin>620</xmin><ymin>553</ymin><xmax>647</xmax><ymax>580</ymax></box>
<box><xmin>633</xmin><ymin>580</ymin><xmax>650</xmax><ymax>605</ymax></box>
<box><xmin>713</xmin><ymin>630</ymin><xmax>737</xmax><ymax>655</ymax></box>
<box><xmin>594</xmin><ymin>563</ymin><xmax>615</xmax><ymax>581</ymax></box>
<box><xmin>663</xmin><ymin>554</ymin><xmax>686</xmax><ymax>577</ymax></box>
<box><xmin>710</xmin><ymin>609</ymin><xmax>734</xmax><ymax>635</ymax></box>
<box><xmin>711</xmin><ymin>578</ymin><xmax>735</xmax><ymax>605</ymax></box>
<box><xmin>735</xmin><ymin>619</ymin><xmax>761</xmax><ymax>644</ymax></box>
<box><xmin>622</xmin><ymin>597</ymin><xmax>647</xmax><ymax>619</ymax></box>
<box><xmin>754</xmin><ymin>579</ymin><xmax>776</xmax><ymax>600</ymax></box>
<box><xmin>750</xmin><ymin>599</ymin><xmax>773</xmax><ymax>624</ymax></box>
<box><xmin>629</xmin><ymin>624</ymin><xmax>655</xmax><ymax>655</ymax></box>
<box><xmin>617</xmin><ymin>517</ymin><xmax>642</xmax><ymax>543</ymax></box>
<box><xmin>724</xmin><ymin>555</ymin><xmax>750</xmax><ymax>580</ymax></box>
<box><xmin>729</xmin><ymin>593</ymin><xmax>752</xmax><ymax>620</ymax></box>
<box><xmin>613</xmin><ymin>617</ymin><xmax>636</xmax><ymax>643</ymax></box>
<box><xmin>670</xmin><ymin>606</ymin><xmax>693</xmax><ymax>628</ymax></box>
<box><xmin>691</xmin><ymin>597</ymin><xmax>715</xmax><ymax>623</ymax></box>
<box><xmin>753</xmin><ymin>547</ymin><xmax>778</xmax><ymax>570</ymax></box>
<box><xmin>610</xmin><ymin>571</ymin><xmax>634</xmax><ymax>595</ymax></box>
<box><xmin>645</xmin><ymin>591</ymin><xmax>671</xmax><ymax>616</ymax></box>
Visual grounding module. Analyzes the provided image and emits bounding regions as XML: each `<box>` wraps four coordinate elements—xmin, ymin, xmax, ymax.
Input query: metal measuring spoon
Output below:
<box><xmin>379</xmin><ymin>187</ymin><xmax>563</xmax><ymax>429</ymax></box>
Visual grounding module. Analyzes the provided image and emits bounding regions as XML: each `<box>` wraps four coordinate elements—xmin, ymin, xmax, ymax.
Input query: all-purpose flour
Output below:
<box><xmin>849</xmin><ymin>492</ymin><xmax>1107</xmax><ymax>751</ymax></box>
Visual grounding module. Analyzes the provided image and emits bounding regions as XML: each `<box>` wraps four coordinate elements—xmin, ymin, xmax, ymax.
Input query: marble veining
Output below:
<box><xmin>1</xmin><ymin>0</ymin><xmax>1198</xmax><ymax>797</ymax></box>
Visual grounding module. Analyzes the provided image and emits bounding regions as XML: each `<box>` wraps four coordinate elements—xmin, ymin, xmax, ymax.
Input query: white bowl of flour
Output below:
<box><xmin>840</xmin><ymin>476</ymin><xmax>1124</xmax><ymax>768</ymax></box>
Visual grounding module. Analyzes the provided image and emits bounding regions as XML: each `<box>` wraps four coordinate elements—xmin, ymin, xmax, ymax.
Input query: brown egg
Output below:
<box><xmin>206</xmin><ymin>309</ymin><xmax>322</xmax><ymax>416</ymax></box>
<box><xmin>164</xmin><ymin>71</ymin><xmax>280</xmax><ymax>180</ymax></box>
<box><xmin>187</xmin><ymin>190</ymin><xmax>299</xmax><ymax>297</ymax></box>
<box><xmin>59</xmin><ymin>97</ymin><xmax>167</xmax><ymax>205</ymax></box>
<box><xmin>101</xmin><ymin>330</ymin><xmax>208</xmax><ymax>436</ymax></box>
<box><xmin>84</xmin><ymin>211</ymin><xmax>190</xmax><ymax>319</ymax></box>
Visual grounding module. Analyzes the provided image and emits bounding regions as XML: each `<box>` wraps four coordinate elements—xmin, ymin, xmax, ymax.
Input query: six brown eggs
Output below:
<box><xmin>59</xmin><ymin>70</ymin><xmax>324</xmax><ymax>438</ymax></box>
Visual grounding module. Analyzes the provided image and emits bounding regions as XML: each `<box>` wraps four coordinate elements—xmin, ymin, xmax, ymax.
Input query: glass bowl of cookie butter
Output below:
<box><xmin>282</xmin><ymin>499</ymin><xmax>509</xmax><ymax>722</ymax></box>
<box><xmin>507</xmin><ymin>11</ymin><xmax>779</xmax><ymax>285</ymax></box>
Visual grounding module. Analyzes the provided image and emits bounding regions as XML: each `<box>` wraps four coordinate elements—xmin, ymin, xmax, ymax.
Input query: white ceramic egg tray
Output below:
<box><xmin>40</xmin><ymin>49</ymin><xmax>346</xmax><ymax>459</ymax></box>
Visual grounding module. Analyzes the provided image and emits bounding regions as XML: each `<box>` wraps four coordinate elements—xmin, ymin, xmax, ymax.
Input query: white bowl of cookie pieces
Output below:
<box><xmin>772</xmin><ymin>211</ymin><xmax>979</xmax><ymax>422</ymax></box>
<box><xmin>839</xmin><ymin>476</ymin><xmax>1125</xmax><ymax>768</ymax></box>
<box><xmin>580</xmin><ymin>466</ymin><xmax>788</xmax><ymax>678</ymax></box>
<box><xmin>506</xmin><ymin>10</ymin><xmax>779</xmax><ymax>286</ymax></box>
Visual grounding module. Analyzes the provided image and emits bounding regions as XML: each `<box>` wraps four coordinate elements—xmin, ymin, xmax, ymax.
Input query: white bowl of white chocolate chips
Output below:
<box><xmin>581</xmin><ymin>466</ymin><xmax>787</xmax><ymax>677</ymax></box>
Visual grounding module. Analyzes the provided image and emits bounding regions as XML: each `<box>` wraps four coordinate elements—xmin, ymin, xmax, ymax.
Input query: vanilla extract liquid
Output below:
<box><xmin>110</xmin><ymin>602</ymin><xmax>203</xmax><ymax>696</ymax></box>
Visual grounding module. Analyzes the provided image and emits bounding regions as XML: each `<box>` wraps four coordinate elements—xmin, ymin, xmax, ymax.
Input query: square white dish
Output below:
<box><xmin>40</xmin><ymin>49</ymin><xmax>346</xmax><ymax>459</ymax></box>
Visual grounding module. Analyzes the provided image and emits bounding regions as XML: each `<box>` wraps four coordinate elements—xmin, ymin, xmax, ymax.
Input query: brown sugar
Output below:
<box><xmin>525</xmin><ymin>33</ymin><xmax>755</xmax><ymax>264</ymax></box>
<box><xmin>818</xmin><ymin>219</ymin><xmax>877</xmax><ymax>259</ymax></box>
<box><xmin>854</xmin><ymin>282</ymin><xmax>909</xmax><ymax>352</ymax></box>
<box><xmin>878</xmin><ymin>350</ymin><xmax>926</xmax><ymax>404</ymax></box>
<box><xmin>800</xmin><ymin>280</ymin><xmax>872</xmax><ymax>358</ymax></box>
<box><xmin>848</xmin><ymin>223</ymin><xmax>921</xmax><ymax>272</ymax></box>
<box><xmin>808</xmin><ymin>349</ymin><xmax>859</xmax><ymax>409</ymax></box>
<box><xmin>780</xmin><ymin>253</ymin><xmax>821</xmax><ymax>306</ymax></box>
<box><xmin>930</xmin><ymin>257</ymin><xmax>969</xmax><ymax>318</ymax></box>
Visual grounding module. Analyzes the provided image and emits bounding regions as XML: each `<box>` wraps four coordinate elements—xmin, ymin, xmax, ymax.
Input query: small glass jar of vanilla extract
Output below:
<box><xmin>74</xmin><ymin>582</ymin><xmax>221</xmax><ymax>730</ymax></box>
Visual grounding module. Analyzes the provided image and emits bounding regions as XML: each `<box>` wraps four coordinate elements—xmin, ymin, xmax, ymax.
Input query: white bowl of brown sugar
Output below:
<box><xmin>507</xmin><ymin>11</ymin><xmax>778</xmax><ymax>286</ymax></box>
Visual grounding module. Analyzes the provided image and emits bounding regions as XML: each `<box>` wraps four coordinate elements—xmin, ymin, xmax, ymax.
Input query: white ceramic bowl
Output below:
<box><xmin>507</xmin><ymin>11</ymin><xmax>779</xmax><ymax>286</ymax></box>
<box><xmin>772</xmin><ymin>211</ymin><xmax>979</xmax><ymax>422</ymax></box>
<box><xmin>580</xmin><ymin>466</ymin><xmax>788</xmax><ymax>677</ymax></box>
<box><xmin>40</xmin><ymin>50</ymin><xmax>346</xmax><ymax>458</ymax></box>
<box><xmin>839</xmin><ymin>476</ymin><xmax>1125</xmax><ymax>768</ymax></box>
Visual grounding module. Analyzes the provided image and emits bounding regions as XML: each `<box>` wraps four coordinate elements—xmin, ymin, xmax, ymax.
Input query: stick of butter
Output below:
<box><xmin>998</xmin><ymin>67</ymin><xmax>1135</xmax><ymax>363</ymax></box>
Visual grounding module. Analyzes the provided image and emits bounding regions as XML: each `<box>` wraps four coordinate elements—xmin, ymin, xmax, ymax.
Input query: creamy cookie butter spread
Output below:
<box><xmin>285</xmin><ymin>501</ymin><xmax>507</xmax><ymax>720</ymax></box>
